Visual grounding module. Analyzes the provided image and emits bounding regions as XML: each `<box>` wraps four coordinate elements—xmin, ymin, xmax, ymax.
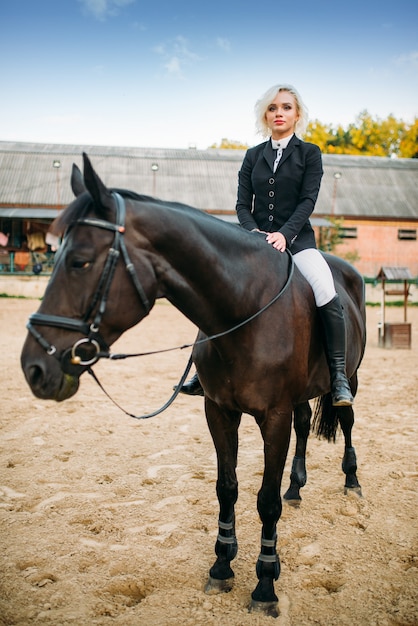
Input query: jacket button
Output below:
<box><xmin>269</xmin><ymin>204</ymin><xmax>274</xmax><ymax>210</ymax></box>
<box><xmin>268</xmin><ymin>215</ymin><xmax>274</xmax><ymax>222</ymax></box>
<box><xmin>268</xmin><ymin>190</ymin><xmax>274</xmax><ymax>197</ymax></box>
<box><xmin>269</xmin><ymin>178</ymin><xmax>275</xmax><ymax>184</ymax></box>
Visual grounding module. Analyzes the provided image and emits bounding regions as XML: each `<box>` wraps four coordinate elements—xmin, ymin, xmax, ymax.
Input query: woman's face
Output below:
<box><xmin>265</xmin><ymin>90</ymin><xmax>299</xmax><ymax>139</ymax></box>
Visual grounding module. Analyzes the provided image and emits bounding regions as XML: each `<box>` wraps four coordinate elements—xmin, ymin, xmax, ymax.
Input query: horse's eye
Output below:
<box><xmin>72</xmin><ymin>259</ymin><xmax>91</xmax><ymax>270</ymax></box>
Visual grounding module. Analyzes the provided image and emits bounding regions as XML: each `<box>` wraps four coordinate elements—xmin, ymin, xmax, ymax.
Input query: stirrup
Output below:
<box><xmin>174</xmin><ymin>373</ymin><xmax>204</xmax><ymax>396</ymax></box>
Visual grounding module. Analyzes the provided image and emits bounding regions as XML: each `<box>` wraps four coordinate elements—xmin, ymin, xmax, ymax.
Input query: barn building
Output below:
<box><xmin>0</xmin><ymin>141</ymin><xmax>417</xmax><ymax>281</ymax></box>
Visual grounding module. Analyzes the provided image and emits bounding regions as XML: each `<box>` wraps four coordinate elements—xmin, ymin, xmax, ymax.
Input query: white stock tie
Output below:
<box><xmin>273</xmin><ymin>146</ymin><xmax>283</xmax><ymax>173</ymax></box>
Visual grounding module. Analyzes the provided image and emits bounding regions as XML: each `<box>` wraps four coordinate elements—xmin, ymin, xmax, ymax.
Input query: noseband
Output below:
<box><xmin>27</xmin><ymin>192</ymin><xmax>151</xmax><ymax>371</ymax></box>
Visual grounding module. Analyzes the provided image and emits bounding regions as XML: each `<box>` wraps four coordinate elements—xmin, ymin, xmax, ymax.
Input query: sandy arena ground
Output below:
<box><xmin>1</xmin><ymin>298</ymin><xmax>417</xmax><ymax>625</ymax></box>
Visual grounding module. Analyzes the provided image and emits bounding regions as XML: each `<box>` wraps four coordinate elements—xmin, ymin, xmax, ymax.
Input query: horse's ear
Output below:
<box><xmin>71</xmin><ymin>163</ymin><xmax>86</xmax><ymax>197</ymax></box>
<box><xmin>82</xmin><ymin>153</ymin><xmax>113</xmax><ymax>214</ymax></box>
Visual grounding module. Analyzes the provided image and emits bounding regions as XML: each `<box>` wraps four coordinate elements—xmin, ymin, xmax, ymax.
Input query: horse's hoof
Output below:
<box><xmin>283</xmin><ymin>497</ymin><xmax>301</xmax><ymax>508</ymax></box>
<box><xmin>204</xmin><ymin>576</ymin><xmax>234</xmax><ymax>595</ymax></box>
<box><xmin>344</xmin><ymin>486</ymin><xmax>362</xmax><ymax>497</ymax></box>
<box><xmin>283</xmin><ymin>485</ymin><xmax>302</xmax><ymax>503</ymax></box>
<box><xmin>249</xmin><ymin>599</ymin><xmax>279</xmax><ymax>618</ymax></box>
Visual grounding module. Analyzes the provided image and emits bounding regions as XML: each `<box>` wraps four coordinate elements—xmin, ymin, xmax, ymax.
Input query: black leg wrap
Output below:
<box><xmin>209</xmin><ymin>519</ymin><xmax>238</xmax><ymax>581</ymax></box>
<box><xmin>251</xmin><ymin>545</ymin><xmax>280</xmax><ymax>616</ymax></box>
<box><xmin>342</xmin><ymin>446</ymin><xmax>357</xmax><ymax>475</ymax></box>
<box><xmin>249</xmin><ymin>533</ymin><xmax>280</xmax><ymax>612</ymax></box>
<box><xmin>255</xmin><ymin>533</ymin><xmax>280</xmax><ymax>582</ymax></box>
<box><xmin>342</xmin><ymin>447</ymin><xmax>362</xmax><ymax>494</ymax></box>
<box><xmin>215</xmin><ymin>520</ymin><xmax>238</xmax><ymax>562</ymax></box>
<box><xmin>290</xmin><ymin>455</ymin><xmax>307</xmax><ymax>488</ymax></box>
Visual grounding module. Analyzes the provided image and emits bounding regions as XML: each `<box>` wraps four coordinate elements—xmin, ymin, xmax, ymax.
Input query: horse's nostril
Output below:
<box><xmin>28</xmin><ymin>364</ymin><xmax>44</xmax><ymax>388</ymax></box>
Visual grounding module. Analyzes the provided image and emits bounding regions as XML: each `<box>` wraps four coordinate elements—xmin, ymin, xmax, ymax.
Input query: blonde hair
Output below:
<box><xmin>255</xmin><ymin>84</ymin><xmax>309</xmax><ymax>138</ymax></box>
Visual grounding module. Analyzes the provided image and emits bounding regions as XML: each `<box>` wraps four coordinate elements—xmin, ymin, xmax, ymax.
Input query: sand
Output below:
<box><xmin>1</xmin><ymin>299</ymin><xmax>417</xmax><ymax>625</ymax></box>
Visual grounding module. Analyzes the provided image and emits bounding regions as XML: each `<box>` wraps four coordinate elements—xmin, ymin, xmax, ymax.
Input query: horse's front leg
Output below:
<box><xmin>283</xmin><ymin>401</ymin><xmax>311</xmax><ymax>505</ymax></box>
<box><xmin>204</xmin><ymin>397</ymin><xmax>242</xmax><ymax>595</ymax></box>
<box><xmin>250</xmin><ymin>408</ymin><xmax>292</xmax><ymax>618</ymax></box>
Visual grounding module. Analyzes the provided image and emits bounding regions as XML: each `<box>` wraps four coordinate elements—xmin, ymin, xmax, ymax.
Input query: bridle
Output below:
<box><xmin>26</xmin><ymin>191</ymin><xmax>295</xmax><ymax>418</ymax></box>
<box><xmin>27</xmin><ymin>192</ymin><xmax>151</xmax><ymax>373</ymax></box>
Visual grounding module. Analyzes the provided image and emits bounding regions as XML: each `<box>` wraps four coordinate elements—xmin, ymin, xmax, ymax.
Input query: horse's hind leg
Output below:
<box><xmin>204</xmin><ymin>398</ymin><xmax>241</xmax><ymax>595</ymax></box>
<box><xmin>283</xmin><ymin>401</ymin><xmax>311</xmax><ymax>505</ymax></box>
<box><xmin>338</xmin><ymin>404</ymin><xmax>362</xmax><ymax>496</ymax></box>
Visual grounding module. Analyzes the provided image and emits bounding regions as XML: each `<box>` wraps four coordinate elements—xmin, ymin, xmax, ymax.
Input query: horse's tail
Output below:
<box><xmin>312</xmin><ymin>394</ymin><xmax>339</xmax><ymax>442</ymax></box>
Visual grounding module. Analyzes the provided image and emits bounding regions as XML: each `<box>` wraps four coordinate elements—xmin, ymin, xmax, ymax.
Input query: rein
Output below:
<box><xmin>27</xmin><ymin>192</ymin><xmax>295</xmax><ymax>419</ymax></box>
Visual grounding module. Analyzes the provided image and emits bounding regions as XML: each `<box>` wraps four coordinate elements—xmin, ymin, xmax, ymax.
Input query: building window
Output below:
<box><xmin>398</xmin><ymin>229</ymin><xmax>417</xmax><ymax>241</ymax></box>
<box><xmin>0</xmin><ymin>218</ymin><xmax>24</xmax><ymax>248</ymax></box>
<box><xmin>340</xmin><ymin>227</ymin><xmax>358</xmax><ymax>239</ymax></box>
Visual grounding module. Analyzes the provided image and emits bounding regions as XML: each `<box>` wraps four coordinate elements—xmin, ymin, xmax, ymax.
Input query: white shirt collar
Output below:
<box><xmin>271</xmin><ymin>134</ymin><xmax>294</xmax><ymax>150</ymax></box>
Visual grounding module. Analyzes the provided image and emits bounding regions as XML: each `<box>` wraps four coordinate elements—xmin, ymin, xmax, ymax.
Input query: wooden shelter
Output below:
<box><xmin>376</xmin><ymin>266</ymin><xmax>413</xmax><ymax>348</ymax></box>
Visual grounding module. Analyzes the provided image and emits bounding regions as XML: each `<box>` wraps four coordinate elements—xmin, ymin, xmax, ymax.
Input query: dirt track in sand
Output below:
<box><xmin>1</xmin><ymin>299</ymin><xmax>417</xmax><ymax>625</ymax></box>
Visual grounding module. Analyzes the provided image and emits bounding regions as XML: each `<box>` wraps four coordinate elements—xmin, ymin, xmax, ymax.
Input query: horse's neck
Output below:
<box><xmin>138</xmin><ymin>207</ymin><xmax>289</xmax><ymax>335</ymax></box>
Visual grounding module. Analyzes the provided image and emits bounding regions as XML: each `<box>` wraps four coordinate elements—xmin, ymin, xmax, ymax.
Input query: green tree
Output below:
<box><xmin>317</xmin><ymin>217</ymin><xmax>344</xmax><ymax>252</ymax></box>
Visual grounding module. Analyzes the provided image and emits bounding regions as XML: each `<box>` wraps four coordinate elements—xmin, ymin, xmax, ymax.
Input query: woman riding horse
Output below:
<box><xmin>181</xmin><ymin>83</ymin><xmax>353</xmax><ymax>407</ymax></box>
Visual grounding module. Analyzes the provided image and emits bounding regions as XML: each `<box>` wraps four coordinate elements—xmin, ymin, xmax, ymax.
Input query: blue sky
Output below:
<box><xmin>1</xmin><ymin>0</ymin><xmax>417</xmax><ymax>149</ymax></box>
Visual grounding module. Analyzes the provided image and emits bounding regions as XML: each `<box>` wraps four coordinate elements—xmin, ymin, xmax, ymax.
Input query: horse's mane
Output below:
<box><xmin>49</xmin><ymin>187</ymin><xmax>201</xmax><ymax>237</ymax></box>
<box><xmin>49</xmin><ymin>194</ymin><xmax>91</xmax><ymax>236</ymax></box>
<box><xmin>113</xmin><ymin>188</ymin><xmax>199</xmax><ymax>213</ymax></box>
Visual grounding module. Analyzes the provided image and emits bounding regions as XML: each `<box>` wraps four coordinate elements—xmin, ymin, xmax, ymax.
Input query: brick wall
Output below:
<box><xmin>316</xmin><ymin>219</ymin><xmax>418</xmax><ymax>278</ymax></box>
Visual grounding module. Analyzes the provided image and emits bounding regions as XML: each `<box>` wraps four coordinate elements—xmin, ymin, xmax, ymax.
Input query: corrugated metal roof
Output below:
<box><xmin>0</xmin><ymin>208</ymin><xmax>60</xmax><ymax>218</ymax></box>
<box><xmin>376</xmin><ymin>267</ymin><xmax>413</xmax><ymax>280</ymax></box>
<box><xmin>0</xmin><ymin>142</ymin><xmax>243</xmax><ymax>212</ymax></box>
<box><xmin>0</xmin><ymin>141</ymin><xmax>417</xmax><ymax>219</ymax></box>
<box><xmin>319</xmin><ymin>155</ymin><xmax>418</xmax><ymax>219</ymax></box>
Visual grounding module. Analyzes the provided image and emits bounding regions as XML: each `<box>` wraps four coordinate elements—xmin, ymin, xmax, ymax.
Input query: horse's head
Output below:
<box><xmin>21</xmin><ymin>154</ymin><xmax>157</xmax><ymax>401</ymax></box>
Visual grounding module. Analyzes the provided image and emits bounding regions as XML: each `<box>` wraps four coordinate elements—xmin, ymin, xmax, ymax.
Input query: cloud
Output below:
<box><xmin>164</xmin><ymin>56</ymin><xmax>182</xmax><ymax>77</ymax></box>
<box><xmin>78</xmin><ymin>0</ymin><xmax>136</xmax><ymax>21</ymax></box>
<box><xmin>216</xmin><ymin>37</ymin><xmax>231</xmax><ymax>52</ymax></box>
<box><xmin>393</xmin><ymin>50</ymin><xmax>418</xmax><ymax>68</ymax></box>
<box><xmin>154</xmin><ymin>36</ymin><xmax>202</xmax><ymax>78</ymax></box>
<box><xmin>173</xmin><ymin>36</ymin><xmax>201</xmax><ymax>62</ymax></box>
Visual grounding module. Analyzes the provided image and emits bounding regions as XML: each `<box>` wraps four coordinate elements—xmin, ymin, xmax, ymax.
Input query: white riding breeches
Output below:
<box><xmin>292</xmin><ymin>248</ymin><xmax>336</xmax><ymax>307</ymax></box>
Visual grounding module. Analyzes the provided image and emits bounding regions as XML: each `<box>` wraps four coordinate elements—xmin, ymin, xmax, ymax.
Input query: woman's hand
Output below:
<box><xmin>251</xmin><ymin>228</ymin><xmax>267</xmax><ymax>234</ymax></box>
<box><xmin>266</xmin><ymin>231</ymin><xmax>287</xmax><ymax>252</ymax></box>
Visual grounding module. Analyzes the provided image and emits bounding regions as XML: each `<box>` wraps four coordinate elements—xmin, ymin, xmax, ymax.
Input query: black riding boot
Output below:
<box><xmin>178</xmin><ymin>373</ymin><xmax>204</xmax><ymax>396</ymax></box>
<box><xmin>318</xmin><ymin>295</ymin><xmax>354</xmax><ymax>407</ymax></box>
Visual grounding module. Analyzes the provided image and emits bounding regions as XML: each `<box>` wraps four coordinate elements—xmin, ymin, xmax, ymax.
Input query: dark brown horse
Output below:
<box><xmin>21</xmin><ymin>154</ymin><xmax>366</xmax><ymax>617</ymax></box>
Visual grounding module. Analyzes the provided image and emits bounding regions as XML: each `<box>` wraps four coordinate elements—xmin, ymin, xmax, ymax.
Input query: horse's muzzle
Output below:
<box><xmin>21</xmin><ymin>353</ymin><xmax>80</xmax><ymax>402</ymax></box>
